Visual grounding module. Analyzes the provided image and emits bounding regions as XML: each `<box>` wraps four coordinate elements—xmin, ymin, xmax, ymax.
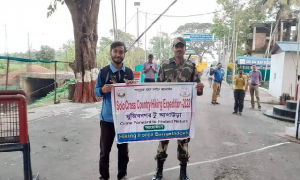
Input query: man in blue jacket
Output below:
<box><xmin>94</xmin><ymin>41</ymin><xmax>134</xmax><ymax>180</ymax></box>
<box><xmin>211</xmin><ymin>63</ymin><xmax>224</xmax><ymax>104</ymax></box>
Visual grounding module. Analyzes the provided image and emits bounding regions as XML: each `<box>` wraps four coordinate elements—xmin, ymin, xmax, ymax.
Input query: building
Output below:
<box><xmin>247</xmin><ymin>19</ymin><xmax>297</xmax><ymax>58</ymax></box>
<box><xmin>269</xmin><ymin>41</ymin><xmax>300</xmax><ymax>99</ymax></box>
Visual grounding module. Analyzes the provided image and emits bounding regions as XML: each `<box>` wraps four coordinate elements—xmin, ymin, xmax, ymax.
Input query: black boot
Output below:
<box><xmin>152</xmin><ymin>161</ymin><xmax>164</xmax><ymax>180</ymax></box>
<box><xmin>179</xmin><ymin>162</ymin><xmax>189</xmax><ymax>180</ymax></box>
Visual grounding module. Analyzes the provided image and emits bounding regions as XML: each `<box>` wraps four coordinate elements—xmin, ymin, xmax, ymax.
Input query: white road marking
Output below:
<box><xmin>129</xmin><ymin>142</ymin><xmax>291</xmax><ymax>180</ymax></box>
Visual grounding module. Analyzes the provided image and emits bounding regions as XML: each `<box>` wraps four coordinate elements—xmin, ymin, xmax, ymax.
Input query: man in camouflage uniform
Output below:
<box><xmin>152</xmin><ymin>37</ymin><xmax>204</xmax><ymax>180</ymax></box>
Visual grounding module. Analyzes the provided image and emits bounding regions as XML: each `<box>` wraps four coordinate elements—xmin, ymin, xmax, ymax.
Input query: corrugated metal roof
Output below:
<box><xmin>271</xmin><ymin>41</ymin><xmax>300</xmax><ymax>54</ymax></box>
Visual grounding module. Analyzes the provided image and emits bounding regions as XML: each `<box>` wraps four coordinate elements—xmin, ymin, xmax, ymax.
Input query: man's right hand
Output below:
<box><xmin>101</xmin><ymin>84</ymin><xmax>112</xmax><ymax>94</ymax></box>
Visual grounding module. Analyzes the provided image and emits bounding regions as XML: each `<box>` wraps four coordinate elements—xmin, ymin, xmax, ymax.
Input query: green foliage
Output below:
<box><xmin>0</xmin><ymin>61</ymin><xmax>4</xmax><ymax>69</ymax></box>
<box><xmin>149</xmin><ymin>32</ymin><xmax>172</xmax><ymax>61</ymax></box>
<box><xmin>0</xmin><ymin>85</ymin><xmax>20</xmax><ymax>90</ymax></box>
<box><xmin>212</xmin><ymin>0</ymin><xmax>266</xmax><ymax>58</ymax></box>
<box><xmin>173</xmin><ymin>23</ymin><xmax>215</xmax><ymax>58</ymax></box>
<box><xmin>47</xmin><ymin>0</ymin><xmax>65</xmax><ymax>17</ymax></box>
<box><xmin>32</xmin><ymin>78</ymin><xmax>75</xmax><ymax>105</ymax></box>
<box><xmin>36</xmin><ymin>45</ymin><xmax>56</xmax><ymax>61</ymax></box>
<box><xmin>97</xmin><ymin>29</ymin><xmax>146</xmax><ymax>70</ymax></box>
<box><xmin>227</xmin><ymin>62</ymin><xmax>238</xmax><ymax>73</ymax></box>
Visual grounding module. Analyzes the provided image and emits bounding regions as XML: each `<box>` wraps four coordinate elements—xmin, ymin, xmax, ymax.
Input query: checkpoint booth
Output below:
<box><xmin>236</xmin><ymin>56</ymin><xmax>271</xmax><ymax>81</ymax></box>
<box><xmin>0</xmin><ymin>90</ymin><xmax>39</xmax><ymax>180</ymax></box>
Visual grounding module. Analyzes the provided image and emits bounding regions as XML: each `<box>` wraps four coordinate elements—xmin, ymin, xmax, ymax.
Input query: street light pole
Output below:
<box><xmin>296</xmin><ymin>15</ymin><xmax>300</xmax><ymax>98</ymax></box>
<box><xmin>134</xmin><ymin>2</ymin><xmax>140</xmax><ymax>63</ymax></box>
<box><xmin>125</xmin><ymin>0</ymin><xmax>127</xmax><ymax>33</ymax></box>
<box><xmin>145</xmin><ymin>12</ymin><xmax>147</xmax><ymax>61</ymax></box>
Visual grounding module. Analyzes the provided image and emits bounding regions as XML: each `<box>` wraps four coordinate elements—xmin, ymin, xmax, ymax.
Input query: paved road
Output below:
<box><xmin>1</xmin><ymin>78</ymin><xmax>299</xmax><ymax>180</ymax></box>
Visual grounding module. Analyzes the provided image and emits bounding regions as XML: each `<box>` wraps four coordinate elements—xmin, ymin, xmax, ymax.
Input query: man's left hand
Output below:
<box><xmin>125</xmin><ymin>79</ymin><xmax>135</xmax><ymax>85</ymax></box>
<box><xmin>196</xmin><ymin>83</ymin><xmax>204</xmax><ymax>91</ymax></box>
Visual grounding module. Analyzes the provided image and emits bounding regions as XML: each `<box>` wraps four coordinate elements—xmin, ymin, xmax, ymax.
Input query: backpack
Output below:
<box><xmin>100</xmin><ymin>65</ymin><xmax>133</xmax><ymax>85</ymax></box>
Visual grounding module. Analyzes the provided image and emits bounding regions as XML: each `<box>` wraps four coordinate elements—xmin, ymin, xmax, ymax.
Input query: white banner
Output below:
<box><xmin>111</xmin><ymin>82</ymin><xmax>197</xmax><ymax>143</ymax></box>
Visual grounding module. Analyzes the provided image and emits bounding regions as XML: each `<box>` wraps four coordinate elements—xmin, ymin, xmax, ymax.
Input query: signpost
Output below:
<box><xmin>183</xmin><ymin>33</ymin><xmax>214</xmax><ymax>42</ymax></box>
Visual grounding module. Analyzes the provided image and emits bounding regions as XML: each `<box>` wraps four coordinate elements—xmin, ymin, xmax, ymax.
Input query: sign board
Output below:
<box><xmin>111</xmin><ymin>83</ymin><xmax>197</xmax><ymax>143</ymax></box>
<box><xmin>183</xmin><ymin>33</ymin><xmax>213</xmax><ymax>42</ymax></box>
<box><xmin>237</xmin><ymin>58</ymin><xmax>271</xmax><ymax>66</ymax></box>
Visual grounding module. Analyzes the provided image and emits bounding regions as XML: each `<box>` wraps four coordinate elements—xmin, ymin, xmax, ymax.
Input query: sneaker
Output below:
<box><xmin>258</xmin><ymin>106</ymin><xmax>261</xmax><ymax>111</ymax></box>
<box><xmin>232</xmin><ymin>111</ymin><xmax>238</xmax><ymax>114</ymax></box>
<box><xmin>239</xmin><ymin>112</ymin><xmax>242</xmax><ymax>116</ymax></box>
<box><xmin>215</xmin><ymin>102</ymin><xmax>220</xmax><ymax>105</ymax></box>
<box><xmin>211</xmin><ymin>102</ymin><xmax>215</xmax><ymax>105</ymax></box>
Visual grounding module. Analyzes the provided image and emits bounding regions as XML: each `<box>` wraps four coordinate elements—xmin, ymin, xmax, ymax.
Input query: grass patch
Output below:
<box><xmin>0</xmin><ymin>64</ymin><xmax>27</xmax><ymax>74</ymax></box>
<box><xmin>0</xmin><ymin>85</ymin><xmax>21</xmax><ymax>90</ymax></box>
<box><xmin>28</xmin><ymin>79</ymin><xmax>75</xmax><ymax>108</ymax></box>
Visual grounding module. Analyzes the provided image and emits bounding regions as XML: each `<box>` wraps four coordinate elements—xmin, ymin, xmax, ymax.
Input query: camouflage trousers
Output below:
<box><xmin>154</xmin><ymin>138</ymin><xmax>190</xmax><ymax>163</ymax></box>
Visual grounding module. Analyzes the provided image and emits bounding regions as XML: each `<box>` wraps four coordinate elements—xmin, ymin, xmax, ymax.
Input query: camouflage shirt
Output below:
<box><xmin>157</xmin><ymin>58</ymin><xmax>200</xmax><ymax>83</ymax></box>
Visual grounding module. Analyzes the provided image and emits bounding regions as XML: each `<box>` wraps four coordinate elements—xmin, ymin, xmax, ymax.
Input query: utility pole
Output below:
<box><xmin>231</xmin><ymin>6</ymin><xmax>237</xmax><ymax>86</ymax></box>
<box><xmin>134</xmin><ymin>2</ymin><xmax>140</xmax><ymax>63</ymax></box>
<box><xmin>264</xmin><ymin>21</ymin><xmax>273</xmax><ymax>82</ymax></box>
<box><xmin>218</xmin><ymin>40</ymin><xmax>221</xmax><ymax>63</ymax></box>
<box><xmin>5</xmin><ymin>24</ymin><xmax>9</xmax><ymax>90</ymax></box>
<box><xmin>27</xmin><ymin>32</ymin><xmax>32</xmax><ymax>72</ymax></box>
<box><xmin>160</xmin><ymin>25</ymin><xmax>162</xmax><ymax>61</ymax></box>
<box><xmin>145</xmin><ymin>12</ymin><xmax>147</xmax><ymax>61</ymax></box>
<box><xmin>296</xmin><ymin>15</ymin><xmax>300</xmax><ymax>98</ymax></box>
<box><xmin>125</xmin><ymin>0</ymin><xmax>127</xmax><ymax>33</ymax></box>
<box><xmin>111</xmin><ymin>0</ymin><xmax>116</xmax><ymax>40</ymax></box>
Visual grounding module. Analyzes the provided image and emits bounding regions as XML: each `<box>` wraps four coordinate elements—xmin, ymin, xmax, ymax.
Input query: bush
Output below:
<box><xmin>227</xmin><ymin>62</ymin><xmax>238</xmax><ymax>74</ymax></box>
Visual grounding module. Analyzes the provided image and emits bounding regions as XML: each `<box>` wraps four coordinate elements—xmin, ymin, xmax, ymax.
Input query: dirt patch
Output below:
<box><xmin>0</xmin><ymin>65</ymin><xmax>53</xmax><ymax>85</ymax></box>
<box><xmin>214</xmin><ymin>165</ymin><xmax>248</xmax><ymax>180</ymax></box>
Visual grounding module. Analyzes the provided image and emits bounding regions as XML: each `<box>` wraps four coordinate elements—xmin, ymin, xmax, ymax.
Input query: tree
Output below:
<box><xmin>96</xmin><ymin>30</ymin><xmax>145</xmax><ymax>70</ymax></box>
<box><xmin>260</xmin><ymin>0</ymin><xmax>300</xmax><ymax>41</ymax></box>
<box><xmin>173</xmin><ymin>23</ymin><xmax>215</xmax><ymax>59</ymax></box>
<box><xmin>48</xmin><ymin>0</ymin><xmax>100</xmax><ymax>103</ymax></box>
<box><xmin>212</xmin><ymin>0</ymin><xmax>266</xmax><ymax>59</ymax></box>
<box><xmin>36</xmin><ymin>45</ymin><xmax>56</xmax><ymax>60</ymax></box>
<box><xmin>149</xmin><ymin>32</ymin><xmax>172</xmax><ymax>61</ymax></box>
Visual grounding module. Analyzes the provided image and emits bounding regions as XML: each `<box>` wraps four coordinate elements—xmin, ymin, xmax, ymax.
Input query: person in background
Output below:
<box><xmin>218</xmin><ymin>66</ymin><xmax>225</xmax><ymax>96</ymax></box>
<box><xmin>210</xmin><ymin>63</ymin><xmax>224</xmax><ymax>105</ymax></box>
<box><xmin>206</xmin><ymin>65</ymin><xmax>214</xmax><ymax>88</ymax></box>
<box><xmin>248</xmin><ymin>63</ymin><xmax>262</xmax><ymax>111</ymax></box>
<box><xmin>233</xmin><ymin>68</ymin><xmax>247</xmax><ymax>116</ymax></box>
<box><xmin>142</xmin><ymin>54</ymin><xmax>158</xmax><ymax>82</ymax></box>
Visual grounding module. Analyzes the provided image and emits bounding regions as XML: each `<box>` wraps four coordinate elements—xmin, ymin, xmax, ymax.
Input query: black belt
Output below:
<box><xmin>145</xmin><ymin>78</ymin><xmax>154</xmax><ymax>80</ymax></box>
<box><xmin>251</xmin><ymin>84</ymin><xmax>258</xmax><ymax>85</ymax></box>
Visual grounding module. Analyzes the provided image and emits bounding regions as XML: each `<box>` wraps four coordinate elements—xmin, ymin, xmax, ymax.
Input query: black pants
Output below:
<box><xmin>99</xmin><ymin>120</ymin><xmax>129</xmax><ymax>179</ymax></box>
<box><xmin>144</xmin><ymin>78</ymin><xmax>155</xmax><ymax>82</ymax></box>
<box><xmin>234</xmin><ymin>89</ymin><xmax>245</xmax><ymax>112</ymax></box>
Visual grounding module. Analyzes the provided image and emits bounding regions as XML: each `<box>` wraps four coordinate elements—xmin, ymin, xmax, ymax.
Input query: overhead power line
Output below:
<box><xmin>139</xmin><ymin>10</ymin><xmax>222</xmax><ymax>18</ymax></box>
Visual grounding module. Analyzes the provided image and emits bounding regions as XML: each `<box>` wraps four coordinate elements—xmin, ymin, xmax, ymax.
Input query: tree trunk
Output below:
<box><xmin>65</xmin><ymin>0</ymin><xmax>100</xmax><ymax>103</ymax></box>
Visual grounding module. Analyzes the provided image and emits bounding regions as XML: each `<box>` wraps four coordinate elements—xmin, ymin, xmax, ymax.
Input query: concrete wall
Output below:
<box><xmin>282</xmin><ymin>52</ymin><xmax>300</xmax><ymax>97</ymax></box>
<box><xmin>251</xmin><ymin>52</ymin><xmax>265</xmax><ymax>58</ymax></box>
<box><xmin>19</xmin><ymin>72</ymin><xmax>74</xmax><ymax>90</ymax></box>
<box><xmin>269</xmin><ymin>52</ymin><xmax>285</xmax><ymax>99</ymax></box>
<box><xmin>255</xmin><ymin>33</ymin><xmax>267</xmax><ymax>49</ymax></box>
